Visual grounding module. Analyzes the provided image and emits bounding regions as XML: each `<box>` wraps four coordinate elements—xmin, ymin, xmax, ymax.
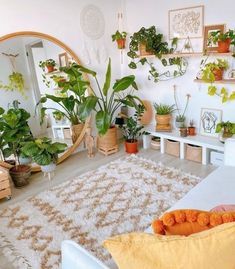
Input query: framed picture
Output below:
<box><xmin>168</xmin><ymin>5</ymin><xmax>204</xmax><ymax>39</ymax></box>
<box><xmin>203</xmin><ymin>24</ymin><xmax>225</xmax><ymax>52</ymax></box>
<box><xmin>200</xmin><ymin>108</ymin><xmax>222</xmax><ymax>137</ymax></box>
<box><xmin>59</xmin><ymin>52</ymin><xmax>69</xmax><ymax>67</ymax></box>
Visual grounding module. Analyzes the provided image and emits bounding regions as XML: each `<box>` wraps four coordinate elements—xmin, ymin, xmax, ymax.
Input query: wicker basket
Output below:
<box><xmin>186</xmin><ymin>144</ymin><xmax>202</xmax><ymax>163</ymax></box>
<box><xmin>139</xmin><ymin>43</ymin><xmax>153</xmax><ymax>56</ymax></box>
<box><xmin>97</xmin><ymin>126</ymin><xmax>118</xmax><ymax>155</ymax></box>
<box><xmin>71</xmin><ymin>123</ymin><xmax>84</xmax><ymax>143</ymax></box>
<box><xmin>165</xmin><ymin>139</ymin><xmax>180</xmax><ymax>157</ymax></box>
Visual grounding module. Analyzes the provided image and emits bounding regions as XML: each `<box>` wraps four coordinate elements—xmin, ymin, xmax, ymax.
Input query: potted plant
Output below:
<box><xmin>75</xmin><ymin>58</ymin><xmax>143</xmax><ymax>155</ymax></box>
<box><xmin>39</xmin><ymin>59</ymin><xmax>56</xmax><ymax>73</ymax></box>
<box><xmin>52</xmin><ymin>111</ymin><xmax>66</xmax><ymax>124</ymax></box>
<box><xmin>21</xmin><ymin>137</ymin><xmax>67</xmax><ymax>173</ymax></box>
<box><xmin>0</xmin><ymin>102</ymin><xmax>33</xmax><ymax>187</ymax></box>
<box><xmin>174</xmin><ymin>86</ymin><xmax>190</xmax><ymax>128</ymax></box>
<box><xmin>201</xmin><ymin>59</ymin><xmax>229</xmax><ymax>82</ymax></box>
<box><xmin>121</xmin><ymin>105</ymin><xmax>145</xmax><ymax>154</ymax></box>
<box><xmin>153</xmin><ymin>103</ymin><xmax>175</xmax><ymax>131</ymax></box>
<box><xmin>208</xmin><ymin>29</ymin><xmax>235</xmax><ymax>53</ymax></box>
<box><xmin>112</xmin><ymin>30</ymin><xmax>127</xmax><ymax>49</ymax></box>
<box><xmin>37</xmin><ymin>63</ymin><xmax>89</xmax><ymax>143</ymax></box>
<box><xmin>216</xmin><ymin>121</ymin><xmax>235</xmax><ymax>140</ymax></box>
<box><xmin>188</xmin><ymin>120</ymin><xmax>196</xmax><ymax>136</ymax></box>
<box><xmin>179</xmin><ymin>123</ymin><xmax>188</xmax><ymax>137</ymax></box>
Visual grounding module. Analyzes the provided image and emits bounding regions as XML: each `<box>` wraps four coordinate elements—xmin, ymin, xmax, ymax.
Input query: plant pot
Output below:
<box><xmin>19</xmin><ymin>156</ymin><xmax>32</xmax><ymax>165</ymax></box>
<box><xmin>222</xmin><ymin>130</ymin><xmax>233</xmax><ymax>138</ymax></box>
<box><xmin>179</xmin><ymin>128</ymin><xmax>188</xmax><ymax>137</ymax></box>
<box><xmin>71</xmin><ymin>123</ymin><xmax>85</xmax><ymax>143</ymax></box>
<box><xmin>188</xmin><ymin>127</ymin><xmax>196</xmax><ymax>136</ymax></box>
<box><xmin>46</xmin><ymin>65</ymin><xmax>55</xmax><ymax>73</ymax></box>
<box><xmin>98</xmin><ymin>126</ymin><xmax>118</xmax><ymax>155</ymax></box>
<box><xmin>116</xmin><ymin>38</ymin><xmax>126</xmax><ymax>49</ymax></box>
<box><xmin>125</xmin><ymin>140</ymin><xmax>138</xmax><ymax>154</ymax></box>
<box><xmin>9</xmin><ymin>165</ymin><xmax>31</xmax><ymax>188</ymax></box>
<box><xmin>41</xmin><ymin>162</ymin><xmax>56</xmax><ymax>173</ymax></box>
<box><xmin>175</xmin><ymin>120</ymin><xmax>185</xmax><ymax>129</ymax></box>
<box><xmin>212</xmin><ymin>68</ymin><xmax>223</xmax><ymax>81</ymax></box>
<box><xmin>156</xmin><ymin>114</ymin><xmax>172</xmax><ymax>131</ymax></box>
<box><xmin>139</xmin><ymin>43</ymin><xmax>153</xmax><ymax>56</ymax></box>
<box><xmin>218</xmin><ymin>38</ymin><xmax>231</xmax><ymax>53</ymax></box>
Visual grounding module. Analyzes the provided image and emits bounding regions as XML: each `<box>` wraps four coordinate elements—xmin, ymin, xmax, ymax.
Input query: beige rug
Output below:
<box><xmin>0</xmin><ymin>155</ymin><xmax>201</xmax><ymax>269</ymax></box>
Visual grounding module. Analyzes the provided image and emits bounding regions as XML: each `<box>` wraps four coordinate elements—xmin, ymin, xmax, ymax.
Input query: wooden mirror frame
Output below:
<box><xmin>0</xmin><ymin>31</ymin><xmax>90</xmax><ymax>172</ymax></box>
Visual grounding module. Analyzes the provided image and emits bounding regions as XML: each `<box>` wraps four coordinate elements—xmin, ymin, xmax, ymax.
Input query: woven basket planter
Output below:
<box><xmin>97</xmin><ymin>126</ymin><xmax>118</xmax><ymax>156</ymax></box>
<box><xmin>71</xmin><ymin>123</ymin><xmax>84</xmax><ymax>143</ymax></box>
<box><xmin>156</xmin><ymin>114</ymin><xmax>172</xmax><ymax>132</ymax></box>
<box><xmin>165</xmin><ymin>139</ymin><xmax>180</xmax><ymax>157</ymax></box>
<box><xmin>186</xmin><ymin>144</ymin><xmax>202</xmax><ymax>163</ymax></box>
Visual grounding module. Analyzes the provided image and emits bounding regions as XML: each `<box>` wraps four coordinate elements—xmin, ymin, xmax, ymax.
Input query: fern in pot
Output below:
<box><xmin>121</xmin><ymin>105</ymin><xmax>146</xmax><ymax>154</ymax></box>
<box><xmin>21</xmin><ymin>137</ymin><xmax>67</xmax><ymax>173</ymax></box>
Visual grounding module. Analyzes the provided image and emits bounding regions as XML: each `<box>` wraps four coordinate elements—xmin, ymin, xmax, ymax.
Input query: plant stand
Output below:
<box><xmin>97</xmin><ymin>127</ymin><xmax>119</xmax><ymax>156</ymax></box>
<box><xmin>0</xmin><ymin>167</ymin><xmax>11</xmax><ymax>200</ymax></box>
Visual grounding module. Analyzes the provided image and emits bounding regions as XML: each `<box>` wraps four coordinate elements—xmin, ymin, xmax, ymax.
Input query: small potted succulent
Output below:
<box><xmin>39</xmin><ymin>59</ymin><xmax>56</xmax><ymax>73</ymax></box>
<box><xmin>179</xmin><ymin>123</ymin><xmax>188</xmax><ymax>137</ymax></box>
<box><xmin>112</xmin><ymin>30</ymin><xmax>127</xmax><ymax>49</ymax></box>
<box><xmin>188</xmin><ymin>120</ymin><xmax>196</xmax><ymax>136</ymax></box>
<box><xmin>201</xmin><ymin>59</ymin><xmax>229</xmax><ymax>82</ymax></box>
<box><xmin>153</xmin><ymin>103</ymin><xmax>175</xmax><ymax>131</ymax></box>
<box><xmin>121</xmin><ymin>105</ymin><xmax>145</xmax><ymax>154</ymax></box>
<box><xmin>208</xmin><ymin>29</ymin><xmax>235</xmax><ymax>53</ymax></box>
<box><xmin>216</xmin><ymin>121</ymin><xmax>235</xmax><ymax>141</ymax></box>
<box><xmin>21</xmin><ymin>137</ymin><xmax>67</xmax><ymax>173</ymax></box>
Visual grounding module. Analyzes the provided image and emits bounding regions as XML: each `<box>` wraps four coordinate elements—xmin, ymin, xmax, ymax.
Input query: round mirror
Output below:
<box><xmin>0</xmin><ymin>32</ymin><xmax>90</xmax><ymax>172</ymax></box>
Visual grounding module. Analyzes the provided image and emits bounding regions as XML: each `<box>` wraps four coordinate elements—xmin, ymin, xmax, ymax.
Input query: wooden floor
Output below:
<box><xmin>0</xmin><ymin>146</ymin><xmax>216</xmax><ymax>268</ymax></box>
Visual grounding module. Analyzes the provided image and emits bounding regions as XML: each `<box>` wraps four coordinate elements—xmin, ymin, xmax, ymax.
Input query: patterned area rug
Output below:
<box><xmin>0</xmin><ymin>155</ymin><xmax>201</xmax><ymax>269</ymax></box>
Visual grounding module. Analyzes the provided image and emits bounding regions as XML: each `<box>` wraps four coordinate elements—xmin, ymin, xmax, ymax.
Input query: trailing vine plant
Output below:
<box><xmin>127</xmin><ymin>26</ymin><xmax>188</xmax><ymax>82</ymax></box>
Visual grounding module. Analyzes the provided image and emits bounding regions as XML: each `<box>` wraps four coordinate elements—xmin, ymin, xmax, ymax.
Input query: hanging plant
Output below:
<box><xmin>0</xmin><ymin>71</ymin><xmax>26</xmax><ymax>97</ymax></box>
<box><xmin>127</xmin><ymin>26</ymin><xmax>188</xmax><ymax>82</ymax></box>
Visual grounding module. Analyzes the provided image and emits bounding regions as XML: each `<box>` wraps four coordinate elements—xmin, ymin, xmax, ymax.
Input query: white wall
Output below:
<box><xmin>123</xmin><ymin>0</ymin><xmax>235</xmax><ymax>128</ymax></box>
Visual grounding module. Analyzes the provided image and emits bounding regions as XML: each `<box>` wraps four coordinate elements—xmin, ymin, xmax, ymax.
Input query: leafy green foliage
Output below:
<box><xmin>121</xmin><ymin>105</ymin><xmax>146</xmax><ymax>142</ymax></box>
<box><xmin>208</xmin><ymin>29</ymin><xmax>235</xmax><ymax>46</ymax></box>
<box><xmin>39</xmin><ymin>59</ymin><xmax>56</xmax><ymax>70</ymax></box>
<box><xmin>0</xmin><ymin>102</ymin><xmax>33</xmax><ymax>164</ymax></box>
<box><xmin>21</xmin><ymin>137</ymin><xmax>67</xmax><ymax>166</ymax></box>
<box><xmin>112</xmin><ymin>31</ymin><xmax>127</xmax><ymax>41</ymax></box>
<box><xmin>153</xmin><ymin>103</ymin><xmax>175</xmax><ymax>115</ymax></box>
<box><xmin>216</xmin><ymin>121</ymin><xmax>235</xmax><ymax>135</ymax></box>
<box><xmin>202</xmin><ymin>59</ymin><xmax>229</xmax><ymax>83</ymax></box>
<box><xmin>0</xmin><ymin>72</ymin><xmax>26</xmax><ymax>97</ymax></box>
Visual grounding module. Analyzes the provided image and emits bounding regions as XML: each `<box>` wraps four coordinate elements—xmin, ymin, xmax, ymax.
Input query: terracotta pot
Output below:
<box><xmin>98</xmin><ymin>126</ymin><xmax>118</xmax><ymax>151</ymax></box>
<box><xmin>116</xmin><ymin>39</ymin><xmax>126</xmax><ymax>49</ymax></box>
<box><xmin>188</xmin><ymin>127</ymin><xmax>196</xmax><ymax>136</ymax></box>
<box><xmin>71</xmin><ymin>123</ymin><xmax>85</xmax><ymax>143</ymax></box>
<box><xmin>212</xmin><ymin>68</ymin><xmax>223</xmax><ymax>81</ymax></box>
<box><xmin>9</xmin><ymin>165</ymin><xmax>31</xmax><ymax>188</ymax></box>
<box><xmin>139</xmin><ymin>43</ymin><xmax>153</xmax><ymax>56</ymax></box>
<box><xmin>223</xmin><ymin>128</ymin><xmax>233</xmax><ymax>138</ymax></box>
<box><xmin>156</xmin><ymin>114</ymin><xmax>172</xmax><ymax>125</ymax></box>
<box><xmin>125</xmin><ymin>140</ymin><xmax>138</xmax><ymax>154</ymax></box>
<box><xmin>46</xmin><ymin>65</ymin><xmax>55</xmax><ymax>73</ymax></box>
<box><xmin>179</xmin><ymin>128</ymin><xmax>188</xmax><ymax>137</ymax></box>
<box><xmin>218</xmin><ymin>38</ymin><xmax>231</xmax><ymax>53</ymax></box>
<box><xmin>140</xmin><ymin>100</ymin><xmax>153</xmax><ymax>125</ymax></box>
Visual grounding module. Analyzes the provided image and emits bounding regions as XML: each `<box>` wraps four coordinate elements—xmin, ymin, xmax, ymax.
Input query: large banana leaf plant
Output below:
<box><xmin>37</xmin><ymin>63</ymin><xmax>90</xmax><ymax>125</ymax></box>
<box><xmin>77</xmin><ymin>58</ymin><xmax>143</xmax><ymax>135</ymax></box>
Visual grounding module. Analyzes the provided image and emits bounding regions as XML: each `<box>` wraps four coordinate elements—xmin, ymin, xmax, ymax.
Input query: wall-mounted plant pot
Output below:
<box><xmin>212</xmin><ymin>68</ymin><xmax>223</xmax><ymax>81</ymax></box>
<box><xmin>188</xmin><ymin>127</ymin><xmax>196</xmax><ymax>136</ymax></box>
<box><xmin>98</xmin><ymin>126</ymin><xmax>118</xmax><ymax>155</ymax></box>
<box><xmin>9</xmin><ymin>165</ymin><xmax>31</xmax><ymax>188</ymax></box>
<box><xmin>125</xmin><ymin>140</ymin><xmax>138</xmax><ymax>154</ymax></box>
<box><xmin>179</xmin><ymin>127</ymin><xmax>188</xmax><ymax>137</ymax></box>
<box><xmin>71</xmin><ymin>123</ymin><xmax>85</xmax><ymax>143</ymax></box>
<box><xmin>139</xmin><ymin>43</ymin><xmax>153</xmax><ymax>56</ymax></box>
<box><xmin>46</xmin><ymin>65</ymin><xmax>55</xmax><ymax>73</ymax></box>
<box><xmin>41</xmin><ymin>163</ymin><xmax>57</xmax><ymax>173</ymax></box>
<box><xmin>116</xmin><ymin>38</ymin><xmax>126</xmax><ymax>49</ymax></box>
<box><xmin>218</xmin><ymin>38</ymin><xmax>231</xmax><ymax>53</ymax></box>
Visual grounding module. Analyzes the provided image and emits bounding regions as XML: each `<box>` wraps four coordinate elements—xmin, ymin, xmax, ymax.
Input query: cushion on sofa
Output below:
<box><xmin>103</xmin><ymin>222</ymin><xmax>235</xmax><ymax>269</ymax></box>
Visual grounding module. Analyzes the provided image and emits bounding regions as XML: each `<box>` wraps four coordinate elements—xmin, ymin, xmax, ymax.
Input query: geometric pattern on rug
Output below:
<box><xmin>0</xmin><ymin>155</ymin><xmax>201</xmax><ymax>269</ymax></box>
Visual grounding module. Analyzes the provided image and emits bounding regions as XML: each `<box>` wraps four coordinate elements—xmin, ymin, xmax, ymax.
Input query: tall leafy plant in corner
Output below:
<box><xmin>77</xmin><ymin>58</ymin><xmax>143</xmax><ymax>135</ymax></box>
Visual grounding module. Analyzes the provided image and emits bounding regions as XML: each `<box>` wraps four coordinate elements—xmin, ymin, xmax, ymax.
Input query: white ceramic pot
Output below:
<box><xmin>41</xmin><ymin>163</ymin><xmax>56</xmax><ymax>173</ymax></box>
<box><xmin>19</xmin><ymin>156</ymin><xmax>32</xmax><ymax>165</ymax></box>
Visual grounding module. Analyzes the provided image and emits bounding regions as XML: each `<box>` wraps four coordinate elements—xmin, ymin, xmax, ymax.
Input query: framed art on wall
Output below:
<box><xmin>200</xmin><ymin>108</ymin><xmax>222</xmax><ymax>137</ymax></box>
<box><xmin>203</xmin><ymin>24</ymin><xmax>225</xmax><ymax>52</ymax></box>
<box><xmin>168</xmin><ymin>5</ymin><xmax>204</xmax><ymax>39</ymax></box>
<box><xmin>59</xmin><ymin>52</ymin><xmax>69</xmax><ymax>67</ymax></box>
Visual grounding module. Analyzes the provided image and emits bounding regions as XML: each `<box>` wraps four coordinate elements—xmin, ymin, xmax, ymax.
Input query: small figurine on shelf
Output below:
<box><xmin>85</xmin><ymin>127</ymin><xmax>95</xmax><ymax>158</ymax></box>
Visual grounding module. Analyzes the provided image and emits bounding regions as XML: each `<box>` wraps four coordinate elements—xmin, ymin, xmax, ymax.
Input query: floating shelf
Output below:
<box><xmin>139</xmin><ymin>52</ymin><xmax>233</xmax><ymax>59</ymax></box>
<box><xmin>194</xmin><ymin>79</ymin><xmax>235</xmax><ymax>84</ymax></box>
<box><xmin>45</xmin><ymin>70</ymin><xmax>63</xmax><ymax>76</ymax></box>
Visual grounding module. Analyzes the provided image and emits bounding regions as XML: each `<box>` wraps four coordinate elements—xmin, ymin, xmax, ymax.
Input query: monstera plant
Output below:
<box><xmin>76</xmin><ymin>58</ymin><xmax>143</xmax><ymax>154</ymax></box>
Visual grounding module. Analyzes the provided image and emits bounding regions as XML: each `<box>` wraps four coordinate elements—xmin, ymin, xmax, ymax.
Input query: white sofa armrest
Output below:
<box><xmin>61</xmin><ymin>240</ymin><xmax>110</xmax><ymax>269</ymax></box>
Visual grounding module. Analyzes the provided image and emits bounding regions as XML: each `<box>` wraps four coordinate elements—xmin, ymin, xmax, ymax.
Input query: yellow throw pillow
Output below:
<box><xmin>103</xmin><ymin>223</ymin><xmax>235</xmax><ymax>269</ymax></box>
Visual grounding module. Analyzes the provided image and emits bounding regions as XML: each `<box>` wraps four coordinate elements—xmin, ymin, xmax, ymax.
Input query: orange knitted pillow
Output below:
<box><xmin>152</xmin><ymin>209</ymin><xmax>235</xmax><ymax>236</ymax></box>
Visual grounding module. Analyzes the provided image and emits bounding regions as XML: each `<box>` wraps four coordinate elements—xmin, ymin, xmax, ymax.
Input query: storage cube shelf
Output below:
<box><xmin>145</xmin><ymin>125</ymin><xmax>224</xmax><ymax>165</ymax></box>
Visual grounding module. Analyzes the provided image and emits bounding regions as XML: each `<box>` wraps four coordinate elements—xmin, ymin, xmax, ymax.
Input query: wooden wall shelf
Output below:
<box><xmin>139</xmin><ymin>52</ymin><xmax>233</xmax><ymax>59</ymax></box>
<box><xmin>194</xmin><ymin>79</ymin><xmax>235</xmax><ymax>84</ymax></box>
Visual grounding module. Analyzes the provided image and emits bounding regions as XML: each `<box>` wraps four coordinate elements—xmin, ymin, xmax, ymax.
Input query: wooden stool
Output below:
<box><xmin>0</xmin><ymin>167</ymin><xmax>12</xmax><ymax>200</ymax></box>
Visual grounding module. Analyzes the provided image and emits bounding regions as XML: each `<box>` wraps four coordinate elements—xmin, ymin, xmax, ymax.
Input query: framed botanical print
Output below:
<box><xmin>200</xmin><ymin>108</ymin><xmax>222</xmax><ymax>137</ymax></box>
<box><xmin>168</xmin><ymin>5</ymin><xmax>204</xmax><ymax>39</ymax></box>
<box><xmin>203</xmin><ymin>24</ymin><xmax>225</xmax><ymax>52</ymax></box>
<box><xmin>59</xmin><ymin>52</ymin><xmax>69</xmax><ymax>67</ymax></box>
